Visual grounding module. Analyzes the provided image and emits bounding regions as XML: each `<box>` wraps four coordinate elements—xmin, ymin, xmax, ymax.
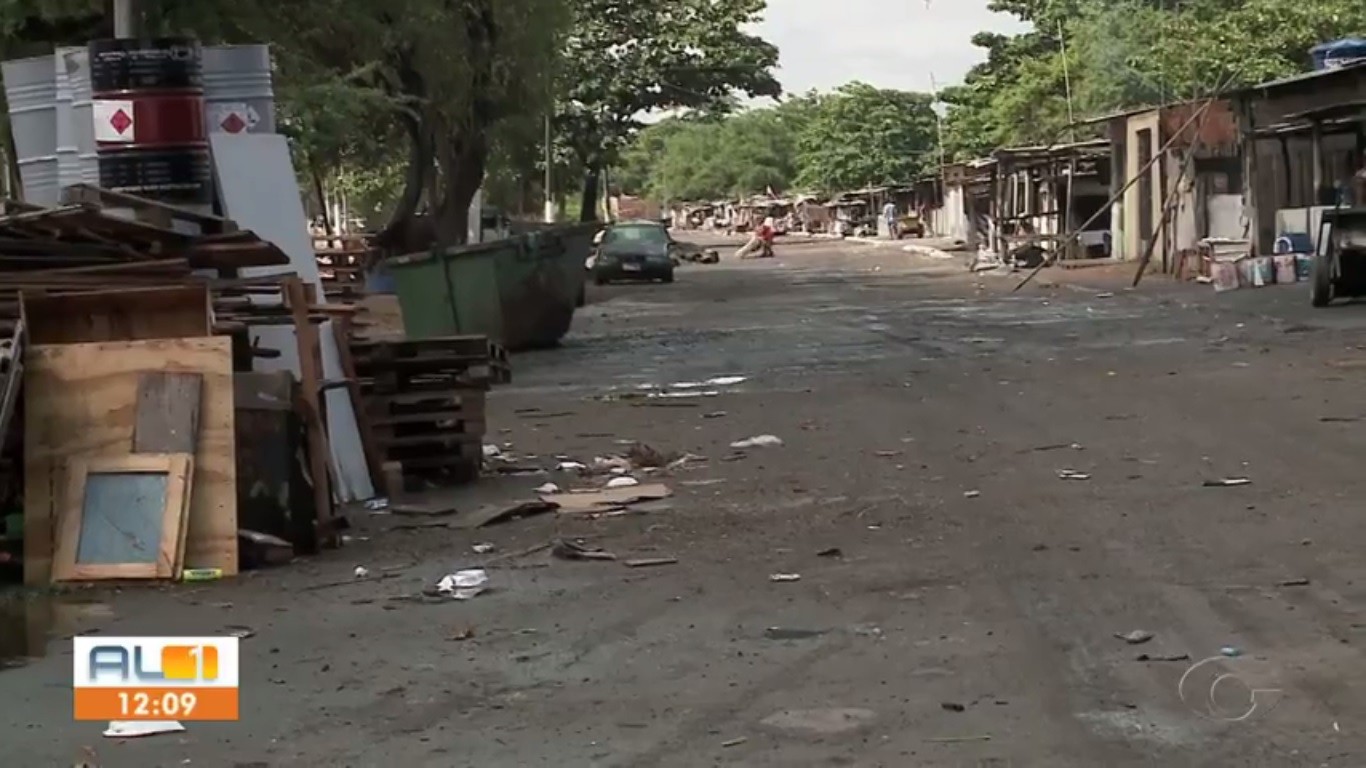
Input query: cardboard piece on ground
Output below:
<box><xmin>391</xmin><ymin>501</ymin><xmax>460</xmax><ymax>518</ymax></box>
<box><xmin>52</xmin><ymin>453</ymin><xmax>193</xmax><ymax>581</ymax></box>
<box><xmin>210</xmin><ymin>132</ymin><xmax>374</xmax><ymax>503</ymax></box>
<box><xmin>456</xmin><ymin>499</ymin><xmax>558</xmax><ymax>529</ymax></box>
<box><xmin>24</xmin><ymin>338</ymin><xmax>238</xmax><ymax>585</ymax></box>
<box><xmin>540</xmin><ymin>483</ymin><xmax>672</xmax><ymax>514</ymax></box>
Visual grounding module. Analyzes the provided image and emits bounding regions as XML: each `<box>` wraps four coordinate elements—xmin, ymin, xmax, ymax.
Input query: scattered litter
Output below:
<box><xmin>721</xmin><ymin>737</ymin><xmax>748</xmax><ymax>748</ymax></box>
<box><xmin>1095</xmin><ymin>292</ymin><xmax>1114</xmax><ymax>299</ymax></box>
<box><xmin>874</xmin><ymin>450</ymin><xmax>902</xmax><ymax>457</ymax></box>
<box><xmin>482</xmin><ymin>444</ymin><xmax>502</xmax><ymax>459</ymax></box>
<box><xmin>1136</xmin><ymin>652</ymin><xmax>1190</xmax><ymax>662</ymax></box>
<box><xmin>623</xmin><ymin>557</ymin><xmax>678</xmax><ymax>568</ymax></box>
<box><xmin>1024</xmin><ymin>442</ymin><xmax>1084</xmax><ymax>453</ymax></box>
<box><xmin>1115</xmin><ymin>629</ymin><xmax>1154</xmax><ymax>645</ymax></box>
<box><xmin>224</xmin><ymin>625</ymin><xmax>255</xmax><ymax>640</ymax></box>
<box><xmin>353</xmin><ymin>566</ymin><xmax>370</xmax><ymax>579</ymax></box>
<box><xmin>238</xmin><ymin>529</ymin><xmax>294</xmax><ymax>567</ymax></box>
<box><xmin>666</xmin><ymin>453</ymin><xmax>707</xmax><ymax>471</ymax></box>
<box><xmin>765</xmin><ymin>627</ymin><xmax>826</xmax><ymax>640</ymax></box>
<box><xmin>626</xmin><ymin>442</ymin><xmax>679</xmax><ymax>468</ymax></box>
<box><xmin>365</xmin><ymin>497</ymin><xmax>390</xmax><ymax>512</ymax></box>
<box><xmin>552</xmin><ymin>539</ymin><xmax>617</xmax><ymax>561</ymax></box>
<box><xmin>769</xmin><ymin>573</ymin><xmax>802</xmax><ymax>582</ymax></box>
<box><xmin>557</xmin><ymin>460</ymin><xmax>588</xmax><ymax>471</ymax></box>
<box><xmin>816</xmin><ymin>547</ymin><xmax>843</xmax><ymax>558</ymax></box>
<box><xmin>963</xmin><ymin>490</ymin><xmax>981</xmax><ymax>499</ymax></box>
<box><xmin>731</xmin><ymin>434</ymin><xmax>783</xmax><ymax>449</ymax></box>
<box><xmin>926</xmin><ymin>734</ymin><xmax>991</xmax><ymax>744</ymax></box>
<box><xmin>436</xmin><ymin>569</ymin><xmax>489</xmax><ymax>600</ymax></box>
<box><xmin>702</xmin><ymin>411</ymin><xmax>728</xmax><ymax>419</ymax></box>
<box><xmin>391</xmin><ymin>501</ymin><xmax>458</xmax><ymax>517</ymax></box>
<box><xmin>449</xmin><ymin>626</ymin><xmax>476</xmax><ymax>641</ymax></box>
<box><xmin>1204</xmin><ymin>477</ymin><xmax>1251</xmax><ymax>487</ymax></box>
<box><xmin>1057</xmin><ymin>469</ymin><xmax>1091</xmax><ymax>481</ymax></box>
<box><xmin>103</xmin><ymin>721</ymin><xmax>185</xmax><ymax>738</ymax></box>
<box><xmin>458</xmin><ymin>499</ymin><xmax>557</xmax><ymax>529</ymax></box>
<box><xmin>941</xmin><ymin>702</ymin><xmax>966</xmax><ymax>713</ymax></box>
<box><xmin>606</xmin><ymin>476</ymin><xmax>640</xmax><ymax>489</ymax></box>
<box><xmin>1279</xmin><ymin>577</ymin><xmax>1311</xmax><ymax>587</ymax></box>
<box><xmin>541</xmin><ymin>483</ymin><xmax>672</xmax><ymax>514</ymax></box>
<box><xmin>851</xmin><ymin>623</ymin><xmax>883</xmax><ymax>637</ymax></box>
<box><xmin>593</xmin><ymin>456</ymin><xmax>634</xmax><ymax>473</ymax></box>
<box><xmin>706</xmin><ymin>375</ymin><xmax>747</xmax><ymax>386</ymax></box>
<box><xmin>682</xmin><ymin>478</ymin><xmax>727</xmax><ymax>487</ymax></box>
<box><xmin>1220</xmin><ymin>646</ymin><xmax>1243</xmax><ymax>658</ymax></box>
<box><xmin>472</xmin><ymin>543</ymin><xmax>496</xmax><ymax>554</ymax></box>
<box><xmin>535</xmin><ymin>482</ymin><xmax>562</xmax><ymax>494</ymax></box>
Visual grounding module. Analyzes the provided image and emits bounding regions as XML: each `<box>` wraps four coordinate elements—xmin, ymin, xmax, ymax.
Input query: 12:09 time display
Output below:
<box><xmin>116</xmin><ymin>690</ymin><xmax>199</xmax><ymax>717</ymax></box>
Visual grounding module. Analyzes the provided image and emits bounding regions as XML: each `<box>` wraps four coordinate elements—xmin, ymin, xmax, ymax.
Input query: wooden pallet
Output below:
<box><xmin>352</xmin><ymin>335</ymin><xmax>510</xmax><ymax>387</ymax></box>
<box><xmin>363</xmin><ymin>384</ymin><xmax>487</xmax><ymax>486</ymax></box>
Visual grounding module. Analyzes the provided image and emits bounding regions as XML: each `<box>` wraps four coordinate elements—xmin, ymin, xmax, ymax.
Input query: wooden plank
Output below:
<box><xmin>132</xmin><ymin>372</ymin><xmax>204</xmax><ymax>454</ymax></box>
<box><xmin>282</xmin><ymin>277</ymin><xmax>335</xmax><ymax>538</ymax></box>
<box><xmin>21</xmin><ymin>284</ymin><xmax>212</xmax><ymax>345</ymax></box>
<box><xmin>335</xmin><ymin>315</ymin><xmax>386</xmax><ymax>496</ymax></box>
<box><xmin>51</xmin><ymin>453</ymin><xmax>193</xmax><ymax>581</ymax></box>
<box><xmin>61</xmin><ymin>183</ymin><xmax>239</xmax><ymax>233</ymax></box>
<box><xmin>0</xmin><ymin>321</ymin><xmax>23</xmax><ymax>447</ymax></box>
<box><xmin>24</xmin><ymin>337</ymin><xmax>237</xmax><ymax>584</ymax></box>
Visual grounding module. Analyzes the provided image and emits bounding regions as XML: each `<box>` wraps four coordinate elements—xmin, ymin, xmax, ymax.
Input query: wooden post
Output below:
<box><xmin>1015</xmin><ymin>93</ymin><xmax>1225</xmax><ymax>291</ymax></box>
<box><xmin>1310</xmin><ymin>119</ymin><xmax>1325</xmax><ymax>205</ymax></box>
<box><xmin>334</xmin><ymin>314</ymin><xmax>386</xmax><ymax>495</ymax></box>
<box><xmin>281</xmin><ymin>276</ymin><xmax>334</xmax><ymax>540</ymax></box>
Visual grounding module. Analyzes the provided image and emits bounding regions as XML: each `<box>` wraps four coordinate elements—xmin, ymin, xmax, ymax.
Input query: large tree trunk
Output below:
<box><xmin>431</xmin><ymin>128</ymin><xmax>489</xmax><ymax>247</ymax></box>
<box><xmin>579</xmin><ymin>165</ymin><xmax>601</xmax><ymax>222</ymax></box>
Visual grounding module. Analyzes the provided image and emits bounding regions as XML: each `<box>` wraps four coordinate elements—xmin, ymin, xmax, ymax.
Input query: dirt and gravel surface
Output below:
<box><xmin>7</xmin><ymin>236</ymin><xmax>1366</xmax><ymax>766</ymax></box>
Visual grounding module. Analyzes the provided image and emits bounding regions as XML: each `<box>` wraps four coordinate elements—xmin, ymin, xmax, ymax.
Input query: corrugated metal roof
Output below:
<box><xmin>1238</xmin><ymin>60</ymin><xmax>1366</xmax><ymax>94</ymax></box>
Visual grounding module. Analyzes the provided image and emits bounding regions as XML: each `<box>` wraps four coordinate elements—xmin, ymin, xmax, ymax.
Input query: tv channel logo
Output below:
<box><xmin>73</xmin><ymin>636</ymin><xmax>240</xmax><ymax>721</ymax></box>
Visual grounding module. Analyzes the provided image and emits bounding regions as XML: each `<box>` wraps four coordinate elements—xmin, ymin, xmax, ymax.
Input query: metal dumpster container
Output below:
<box><xmin>387</xmin><ymin>222</ymin><xmax>594</xmax><ymax>350</ymax></box>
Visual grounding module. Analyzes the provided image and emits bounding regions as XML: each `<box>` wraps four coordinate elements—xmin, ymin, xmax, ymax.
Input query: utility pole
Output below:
<box><xmin>113</xmin><ymin>0</ymin><xmax>139</xmax><ymax>36</ymax></box>
<box><xmin>928</xmin><ymin>71</ymin><xmax>950</xmax><ymax>234</ymax></box>
<box><xmin>1056</xmin><ymin>20</ymin><xmax>1077</xmax><ymax>142</ymax></box>
<box><xmin>543</xmin><ymin>112</ymin><xmax>554</xmax><ymax>222</ymax></box>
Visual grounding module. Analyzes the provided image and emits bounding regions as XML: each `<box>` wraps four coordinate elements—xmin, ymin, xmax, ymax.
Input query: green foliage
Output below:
<box><xmin>793</xmin><ymin>83</ymin><xmax>937</xmax><ymax>192</ymax></box>
<box><xmin>944</xmin><ymin>0</ymin><xmax>1366</xmax><ymax>161</ymax></box>
<box><xmin>616</xmin><ymin>84</ymin><xmax>937</xmax><ymax>200</ymax></box>
<box><xmin>557</xmin><ymin>0</ymin><xmax>781</xmax><ymax>174</ymax></box>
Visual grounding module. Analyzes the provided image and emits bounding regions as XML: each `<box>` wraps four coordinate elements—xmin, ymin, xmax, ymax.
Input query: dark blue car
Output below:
<box><xmin>593</xmin><ymin>221</ymin><xmax>676</xmax><ymax>285</ymax></box>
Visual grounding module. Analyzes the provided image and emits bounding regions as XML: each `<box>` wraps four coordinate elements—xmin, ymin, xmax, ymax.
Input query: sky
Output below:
<box><xmin>753</xmin><ymin>0</ymin><xmax>1029</xmax><ymax>95</ymax></box>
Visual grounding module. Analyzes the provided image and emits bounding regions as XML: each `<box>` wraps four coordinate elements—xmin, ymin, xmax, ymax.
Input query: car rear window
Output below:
<box><xmin>605</xmin><ymin>226</ymin><xmax>668</xmax><ymax>245</ymax></box>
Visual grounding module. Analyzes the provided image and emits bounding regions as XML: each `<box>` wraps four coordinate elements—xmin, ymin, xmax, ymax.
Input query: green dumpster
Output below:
<box><xmin>386</xmin><ymin>223</ymin><xmax>594</xmax><ymax>351</ymax></box>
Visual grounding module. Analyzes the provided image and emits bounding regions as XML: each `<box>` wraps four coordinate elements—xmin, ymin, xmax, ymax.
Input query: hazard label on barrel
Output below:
<box><xmin>209</xmin><ymin>102</ymin><xmax>260</xmax><ymax>134</ymax></box>
<box><xmin>93</xmin><ymin>99</ymin><xmax>136</xmax><ymax>142</ymax></box>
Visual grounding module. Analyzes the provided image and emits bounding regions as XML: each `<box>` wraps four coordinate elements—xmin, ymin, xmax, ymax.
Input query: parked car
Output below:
<box><xmin>897</xmin><ymin>212</ymin><xmax>926</xmax><ymax>238</ymax></box>
<box><xmin>592</xmin><ymin>220</ymin><xmax>675</xmax><ymax>284</ymax></box>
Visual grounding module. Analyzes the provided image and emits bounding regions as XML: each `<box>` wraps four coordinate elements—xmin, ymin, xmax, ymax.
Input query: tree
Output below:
<box><xmin>794</xmin><ymin>82</ymin><xmax>938</xmax><ymax>192</ymax></box>
<box><xmin>557</xmin><ymin>0</ymin><xmax>780</xmax><ymax>221</ymax></box>
<box><xmin>944</xmin><ymin>0</ymin><xmax>1366</xmax><ymax>162</ymax></box>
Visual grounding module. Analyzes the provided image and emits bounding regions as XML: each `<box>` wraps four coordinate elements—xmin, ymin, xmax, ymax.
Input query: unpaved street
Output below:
<box><xmin>8</xmin><ymin>238</ymin><xmax>1366</xmax><ymax>766</ymax></box>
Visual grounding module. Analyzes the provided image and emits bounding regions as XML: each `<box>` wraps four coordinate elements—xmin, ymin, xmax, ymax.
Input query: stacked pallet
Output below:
<box><xmin>351</xmin><ymin>335</ymin><xmax>510</xmax><ymax>490</ymax></box>
<box><xmin>313</xmin><ymin>233</ymin><xmax>373</xmax><ymax>304</ymax></box>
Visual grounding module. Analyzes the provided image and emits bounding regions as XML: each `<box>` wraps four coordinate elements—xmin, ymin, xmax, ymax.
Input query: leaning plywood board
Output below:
<box><xmin>23</xmin><ymin>337</ymin><xmax>237</xmax><ymax>585</ymax></box>
<box><xmin>53</xmin><ymin>453</ymin><xmax>193</xmax><ymax>581</ymax></box>
<box><xmin>210</xmin><ymin>132</ymin><xmax>373</xmax><ymax>502</ymax></box>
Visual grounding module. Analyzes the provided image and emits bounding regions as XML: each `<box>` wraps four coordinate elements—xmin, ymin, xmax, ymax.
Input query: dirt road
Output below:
<box><xmin>6</xmin><ymin>238</ymin><xmax>1366</xmax><ymax>766</ymax></box>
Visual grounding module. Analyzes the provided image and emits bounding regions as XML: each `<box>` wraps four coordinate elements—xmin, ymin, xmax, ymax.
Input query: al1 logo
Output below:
<box><xmin>72</xmin><ymin>636</ymin><xmax>240</xmax><ymax>721</ymax></box>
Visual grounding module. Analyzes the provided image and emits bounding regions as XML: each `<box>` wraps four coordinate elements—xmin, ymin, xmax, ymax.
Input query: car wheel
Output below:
<box><xmin>594</xmin><ymin>274</ymin><xmax>608</xmax><ymax>286</ymax></box>
<box><xmin>661</xmin><ymin>270</ymin><xmax>674</xmax><ymax>284</ymax></box>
